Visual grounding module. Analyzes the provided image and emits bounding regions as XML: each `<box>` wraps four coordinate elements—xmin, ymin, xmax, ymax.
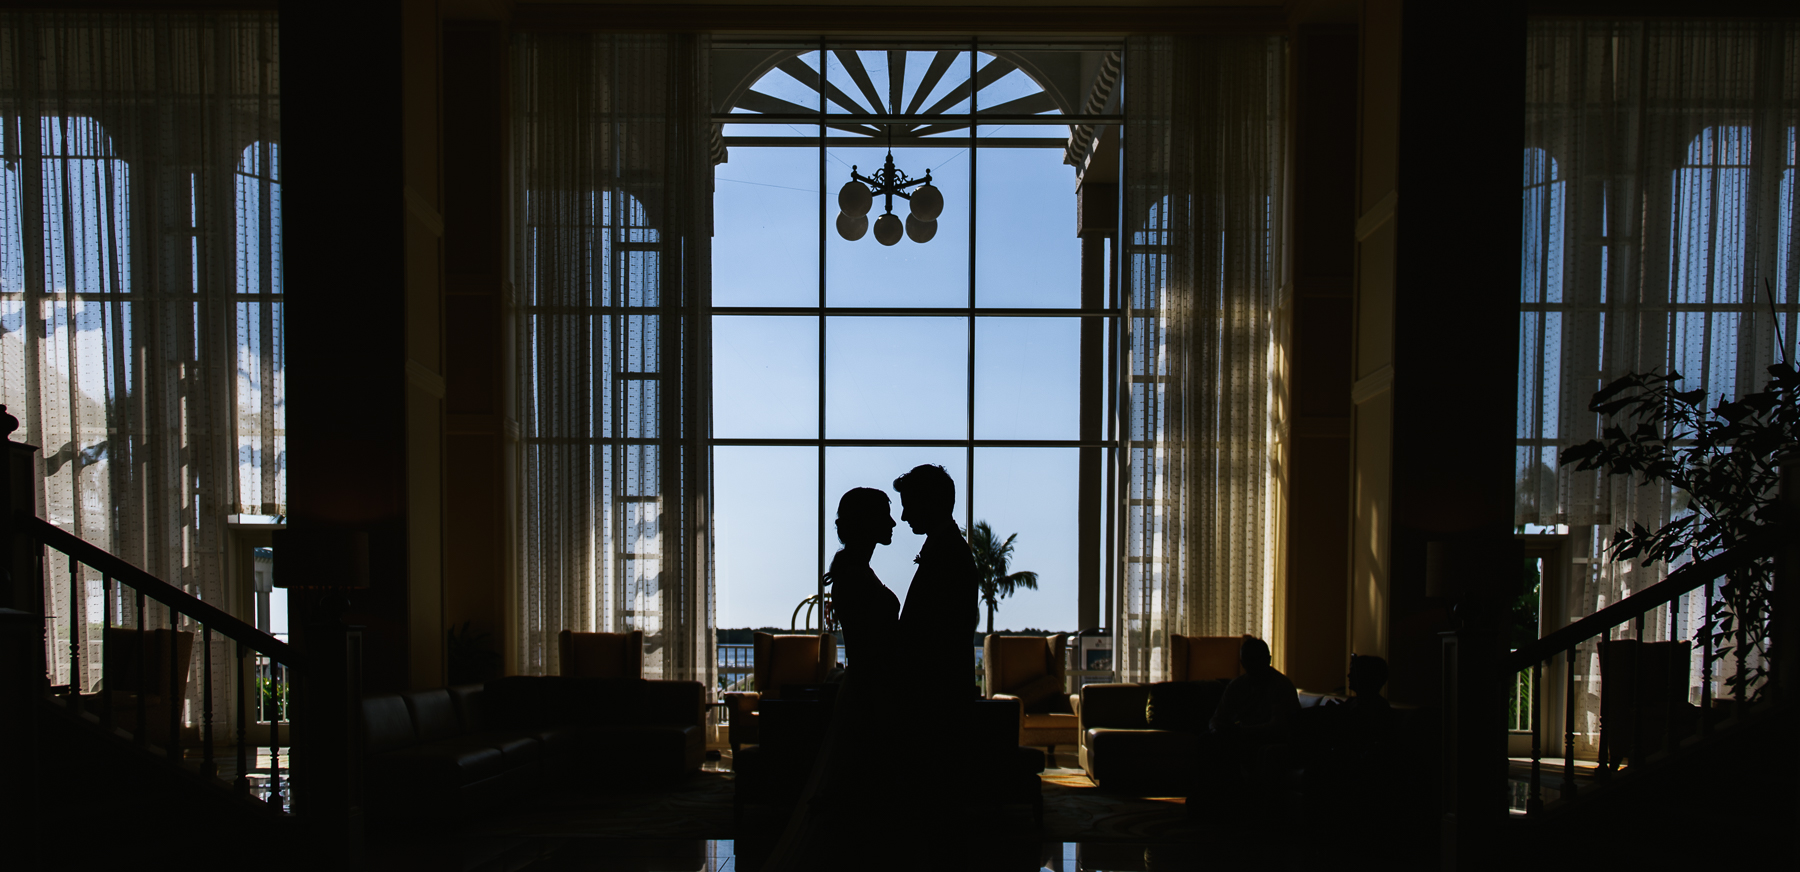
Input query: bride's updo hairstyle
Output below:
<box><xmin>834</xmin><ymin>487</ymin><xmax>891</xmax><ymax>546</ymax></box>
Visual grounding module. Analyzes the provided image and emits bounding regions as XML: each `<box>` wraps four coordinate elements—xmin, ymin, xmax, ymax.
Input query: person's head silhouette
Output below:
<box><xmin>1239</xmin><ymin>636</ymin><xmax>1272</xmax><ymax>672</ymax></box>
<box><xmin>834</xmin><ymin>487</ymin><xmax>895</xmax><ymax>549</ymax></box>
<box><xmin>893</xmin><ymin>464</ymin><xmax>955</xmax><ymax>535</ymax></box>
<box><xmin>1348</xmin><ymin>654</ymin><xmax>1389</xmax><ymax>699</ymax></box>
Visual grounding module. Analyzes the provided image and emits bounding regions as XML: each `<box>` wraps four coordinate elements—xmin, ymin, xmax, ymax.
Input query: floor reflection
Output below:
<box><xmin>387</xmin><ymin>839</ymin><xmax>1207</xmax><ymax>872</ymax></box>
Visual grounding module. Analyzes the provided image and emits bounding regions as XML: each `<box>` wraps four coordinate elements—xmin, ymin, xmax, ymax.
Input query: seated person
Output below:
<box><xmin>1190</xmin><ymin>637</ymin><xmax>1300</xmax><ymax>814</ymax></box>
<box><xmin>1207</xmin><ymin>636</ymin><xmax>1301</xmax><ymax>740</ymax></box>
<box><xmin>1297</xmin><ymin>654</ymin><xmax>1399</xmax><ymax>813</ymax></box>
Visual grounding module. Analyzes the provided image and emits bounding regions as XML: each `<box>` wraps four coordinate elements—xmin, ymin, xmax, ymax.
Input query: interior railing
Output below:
<box><xmin>35</xmin><ymin>518</ymin><xmax>302</xmax><ymax>811</ymax></box>
<box><xmin>1501</xmin><ymin>522</ymin><xmax>1782</xmax><ymax>816</ymax></box>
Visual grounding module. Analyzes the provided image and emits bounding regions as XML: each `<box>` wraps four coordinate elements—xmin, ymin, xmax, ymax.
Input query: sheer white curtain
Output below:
<box><xmin>512</xmin><ymin>32</ymin><xmax>714</xmax><ymax>686</ymax></box>
<box><xmin>0</xmin><ymin>11</ymin><xmax>280</xmax><ymax>725</ymax></box>
<box><xmin>1521</xmin><ymin>19</ymin><xmax>1798</xmax><ymax>751</ymax></box>
<box><xmin>1117</xmin><ymin>35</ymin><xmax>1285</xmax><ymax>683</ymax></box>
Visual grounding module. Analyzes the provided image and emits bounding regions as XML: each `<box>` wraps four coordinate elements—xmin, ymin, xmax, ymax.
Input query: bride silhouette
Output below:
<box><xmin>761</xmin><ymin>487</ymin><xmax>907</xmax><ymax>871</ymax></box>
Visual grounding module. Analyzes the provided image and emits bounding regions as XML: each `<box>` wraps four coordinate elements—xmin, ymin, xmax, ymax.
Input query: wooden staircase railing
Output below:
<box><xmin>0</xmin><ymin>408</ymin><xmax>363</xmax><ymax>865</ymax></box>
<box><xmin>1492</xmin><ymin>461</ymin><xmax>1794</xmax><ymax>821</ymax></box>
<box><xmin>35</xmin><ymin>517</ymin><xmax>304</xmax><ymax>806</ymax></box>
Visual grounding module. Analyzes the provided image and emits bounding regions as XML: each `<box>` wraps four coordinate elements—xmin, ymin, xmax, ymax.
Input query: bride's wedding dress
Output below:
<box><xmin>761</xmin><ymin>551</ymin><xmax>906</xmax><ymax>871</ymax></box>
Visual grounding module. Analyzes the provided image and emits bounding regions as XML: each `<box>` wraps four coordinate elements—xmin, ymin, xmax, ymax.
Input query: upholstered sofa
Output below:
<box><xmin>362</xmin><ymin>684</ymin><xmax>565</xmax><ymax>817</ymax></box>
<box><xmin>732</xmin><ymin>695</ymin><xmax>1044</xmax><ymax>832</ymax></box>
<box><xmin>482</xmin><ymin>675</ymin><xmax>708</xmax><ymax>779</ymax></box>
<box><xmin>361</xmin><ymin>675</ymin><xmax>707</xmax><ymax>816</ymax></box>
<box><xmin>1077</xmin><ymin>681</ymin><xmax>1343</xmax><ymax>794</ymax></box>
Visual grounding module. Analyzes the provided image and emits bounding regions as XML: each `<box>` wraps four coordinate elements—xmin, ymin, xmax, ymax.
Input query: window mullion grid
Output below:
<box><xmin>966</xmin><ymin>39</ymin><xmax>978</xmax><ymax>535</ymax></box>
<box><xmin>818</xmin><ymin>41</ymin><xmax>828</xmax><ymax>605</ymax></box>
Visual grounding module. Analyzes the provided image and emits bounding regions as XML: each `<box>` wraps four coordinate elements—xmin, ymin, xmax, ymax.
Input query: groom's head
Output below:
<box><xmin>894</xmin><ymin>464</ymin><xmax>955</xmax><ymax>535</ymax></box>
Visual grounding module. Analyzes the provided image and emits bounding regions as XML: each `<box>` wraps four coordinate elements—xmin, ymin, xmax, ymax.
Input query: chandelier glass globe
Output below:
<box><xmin>872</xmin><ymin>213</ymin><xmax>903</xmax><ymax>246</ymax></box>
<box><xmin>836</xmin><ymin>211</ymin><xmax>869</xmax><ymax>241</ymax></box>
<box><xmin>905</xmin><ymin>213</ymin><xmax>937</xmax><ymax>244</ymax></box>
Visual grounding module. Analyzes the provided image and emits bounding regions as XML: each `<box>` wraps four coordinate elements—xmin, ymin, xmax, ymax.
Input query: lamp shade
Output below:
<box><xmin>838</xmin><ymin>181</ymin><xmax>872</xmax><ymax>217</ymax></box>
<box><xmin>836</xmin><ymin>211</ymin><xmax>869</xmax><ymax>241</ymax></box>
<box><xmin>873</xmin><ymin>213</ymin><xmax>903</xmax><ymax>246</ymax></box>
<box><xmin>905</xmin><ymin>214</ymin><xmax>937</xmax><ymax>243</ymax></box>
<box><xmin>909</xmin><ymin>183</ymin><xmax>943</xmax><ymax>221</ymax></box>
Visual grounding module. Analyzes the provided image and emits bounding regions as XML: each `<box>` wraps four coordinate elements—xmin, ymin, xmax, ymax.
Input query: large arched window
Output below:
<box><xmin>1</xmin><ymin>117</ymin><xmax>132</xmax><ymax>538</ymax></box>
<box><xmin>235</xmin><ymin>140</ymin><xmax>284</xmax><ymax>519</ymax></box>
<box><xmin>710</xmin><ymin>44</ymin><xmax>1113</xmax><ymax>669</ymax></box>
<box><xmin>1517</xmin><ymin>147</ymin><xmax>1566</xmax><ymax>522</ymax></box>
<box><xmin>1669</xmin><ymin>125</ymin><xmax>1758</xmax><ymax>407</ymax></box>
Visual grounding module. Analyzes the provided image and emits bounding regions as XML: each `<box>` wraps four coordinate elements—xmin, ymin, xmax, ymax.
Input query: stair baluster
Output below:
<box><xmin>134</xmin><ymin>590</ymin><xmax>146</xmax><ymax>747</ymax></box>
<box><xmin>1561</xmin><ymin>646</ymin><xmax>1576</xmax><ymax>799</ymax></box>
<box><xmin>235</xmin><ymin>641</ymin><xmax>249</xmax><ymax>795</ymax></box>
<box><xmin>101</xmin><ymin>573</ymin><xmax>113</xmax><ymax>732</ymax></box>
<box><xmin>1527</xmin><ymin>659</ymin><xmax>1542</xmax><ymax>813</ymax></box>
<box><xmin>269</xmin><ymin>656</ymin><xmax>282</xmax><ymax>808</ymax></box>
<box><xmin>203</xmin><ymin>625</ymin><xmax>214</xmax><ymax>775</ymax></box>
<box><xmin>66</xmin><ymin>557</ymin><xmax>78</xmax><ymax>712</ymax></box>
<box><xmin>1701</xmin><ymin>582</ymin><xmax>1713</xmax><ymax>736</ymax></box>
<box><xmin>169</xmin><ymin>603</ymin><xmax>181</xmax><ymax>764</ymax></box>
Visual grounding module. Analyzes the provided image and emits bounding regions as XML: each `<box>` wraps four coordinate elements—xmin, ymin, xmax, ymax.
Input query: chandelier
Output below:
<box><xmin>835</xmin><ymin>135</ymin><xmax>943</xmax><ymax>246</ymax></box>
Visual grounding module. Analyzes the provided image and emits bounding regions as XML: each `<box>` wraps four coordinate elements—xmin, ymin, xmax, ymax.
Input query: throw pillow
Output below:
<box><xmin>1145</xmin><ymin>680</ymin><xmax>1228</xmax><ymax>734</ymax></box>
<box><xmin>1008</xmin><ymin>674</ymin><xmax>1067</xmax><ymax>713</ymax></box>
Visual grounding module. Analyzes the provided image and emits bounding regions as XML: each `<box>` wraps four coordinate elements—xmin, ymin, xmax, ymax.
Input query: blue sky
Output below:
<box><xmin>711</xmin><ymin>138</ymin><xmax>1091</xmax><ymax>632</ymax></box>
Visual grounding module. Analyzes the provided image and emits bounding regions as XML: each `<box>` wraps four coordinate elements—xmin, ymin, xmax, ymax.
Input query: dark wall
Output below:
<box><xmin>1387</xmin><ymin>1</ymin><xmax>1524</xmax><ymax>701</ymax></box>
<box><xmin>1282</xmin><ymin>23</ymin><xmax>1357</xmax><ymax>693</ymax></box>
<box><xmin>442</xmin><ymin>20</ymin><xmax>512</xmax><ymax>680</ymax></box>
<box><xmin>281</xmin><ymin>1</ymin><xmax>412</xmax><ymax>692</ymax></box>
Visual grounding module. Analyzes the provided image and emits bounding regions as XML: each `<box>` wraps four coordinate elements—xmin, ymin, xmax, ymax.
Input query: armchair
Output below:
<box><xmin>983</xmin><ymin>634</ymin><xmax>1077</xmax><ymax>759</ymax></box>
<box><xmin>81</xmin><ymin>627</ymin><xmax>195</xmax><ymax>746</ymax></box>
<box><xmin>722</xmin><ymin>631</ymin><xmax>836</xmax><ymax>755</ymax></box>
<box><xmin>1169</xmin><ymin>634</ymin><xmax>1248</xmax><ymax>682</ymax></box>
<box><xmin>557</xmin><ymin>629</ymin><xmax>644</xmax><ymax>678</ymax></box>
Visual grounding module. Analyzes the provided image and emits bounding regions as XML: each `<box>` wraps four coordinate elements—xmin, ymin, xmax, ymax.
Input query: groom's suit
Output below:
<box><xmin>898</xmin><ymin>519</ymin><xmax>980</xmax><ymax>702</ymax></box>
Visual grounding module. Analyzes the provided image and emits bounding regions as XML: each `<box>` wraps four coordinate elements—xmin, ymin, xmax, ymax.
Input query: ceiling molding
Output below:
<box><xmin>514</xmin><ymin>4</ymin><xmax>1288</xmax><ymax>35</ymax></box>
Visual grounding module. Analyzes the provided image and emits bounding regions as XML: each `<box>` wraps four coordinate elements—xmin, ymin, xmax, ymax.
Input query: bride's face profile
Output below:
<box><xmin>845</xmin><ymin>509</ymin><xmax>896</xmax><ymax>547</ymax></box>
<box><xmin>837</xmin><ymin>487</ymin><xmax>896</xmax><ymax>549</ymax></box>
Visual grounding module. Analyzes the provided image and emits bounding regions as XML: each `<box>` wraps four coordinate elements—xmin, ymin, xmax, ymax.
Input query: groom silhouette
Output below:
<box><xmin>893</xmin><ymin>464</ymin><xmax>980</xmax><ymax>704</ymax></box>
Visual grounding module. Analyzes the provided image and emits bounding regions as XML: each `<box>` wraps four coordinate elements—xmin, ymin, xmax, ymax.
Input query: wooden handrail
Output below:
<box><xmin>32</xmin><ymin>518</ymin><xmax>302</xmax><ymax>668</ymax></box>
<box><xmin>1503</xmin><ymin>525</ymin><xmax>1779</xmax><ymax>673</ymax></box>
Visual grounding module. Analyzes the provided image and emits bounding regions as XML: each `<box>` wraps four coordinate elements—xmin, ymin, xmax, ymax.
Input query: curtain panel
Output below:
<box><xmin>512</xmin><ymin>32</ymin><xmax>714</xmax><ymax>687</ymax></box>
<box><xmin>1118</xmin><ymin>35</ymin><xmax>1286</xmax><ymax>684</ymax></box>
<box><xmin>0</xmin><ymin>11</ymin><xmax>280</xmax><ymax>730</ymax></box>
<box><xmin>1521</xmin><ymin>19</ymin><xmax>1798</xmax><ymax>752</ymax></box>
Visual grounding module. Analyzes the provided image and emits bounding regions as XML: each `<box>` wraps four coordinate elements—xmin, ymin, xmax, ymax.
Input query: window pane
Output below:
<box><xmin>826</xmin><ymin>316</ymin><xmax>967</xmax><ymax>438</ymax></box>
<box><xmin>715</xmin><ymin>147</ymin><xmax>819</xmax><ymax>307</ymax></box>
<box><xmin>972</xmin><ymin>448</ymin><xmax>1078</xmax><ymax>633</ymax></box>
<box><xmin>824</xmin><ymin>146</ymin><xmax>969</xmax><ymax>308</ymax></box>
<box><xmin>825</xmin><ymin>445</ymin><xmax>967</xmax><ymax>605</ymax></box>
<box><xmin>713</xmin><ymin>316</ymin><xmax>818</xmax><ymax>438</ymax></box>
<box><xmin>715</xmin><ymin>446</ymin><xmax>819</xmax><ymax>630</ymax></box>
<box><xmin>977</xmin><ymin>146</ymin><xmax>1079</xmax><ymax>307</ymax></box>
<box><xmin>974</xmin><ymin>317</ymin><xmax>1079</xmax><ymax>440</ymax></box>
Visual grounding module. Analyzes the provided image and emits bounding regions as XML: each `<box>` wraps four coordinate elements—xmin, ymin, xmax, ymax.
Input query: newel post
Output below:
<box><xmin>0</xmin><ymin>404</ymin><xmax>41</xmax><ymax>616</ymax></box>
<box><xmin>1435</xmin><ymin>538</ymin><xmax>1514</xmax><ymax>871</ymax></box>
<box><xmin>0</xmin><ymin>405</ymin><xmax>41</xmax><ymax>848</ymax></box>
<box><xmin>295</xmin><ymin>615</ymin><xmax>365</xmax><ymax>870</ymax></box>
<box><xmin>1777</xmin><ymin>455</ymin><xmax>1796</xmax><ymax>703</ymax></box>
